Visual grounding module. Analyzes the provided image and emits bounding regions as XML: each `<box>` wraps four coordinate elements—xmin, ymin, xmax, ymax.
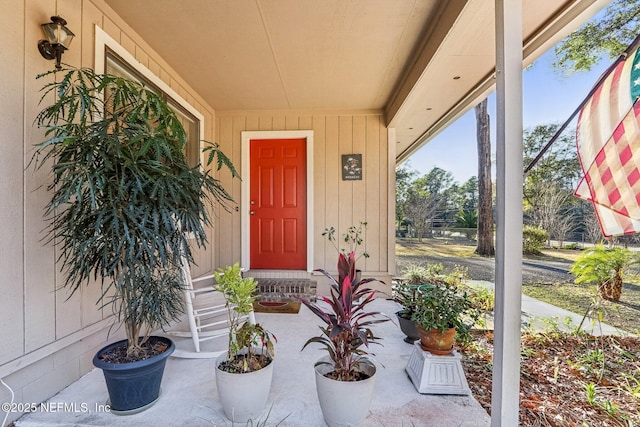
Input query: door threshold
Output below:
<box><xmin>243</xmin><ymin>270</ymin><xmax>309</xmax><ymax>279</ymax></box>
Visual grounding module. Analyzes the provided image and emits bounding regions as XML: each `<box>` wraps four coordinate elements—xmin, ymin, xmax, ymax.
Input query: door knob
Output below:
<box><xmin>250</xmin><ymin>211</ymin><xmax>255</xmax><ymax>215</ymax></box>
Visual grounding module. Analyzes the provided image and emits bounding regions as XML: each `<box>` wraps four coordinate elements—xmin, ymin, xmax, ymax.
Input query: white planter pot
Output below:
<box><xmin>314</xmin><ymin>356</ymin><xmax>377</xmax><ymax>427</ymax></box>
<box><xmin>215</xmin><ymin>350</ymin><xmax>274</xmax><ymax>423</ymax></box>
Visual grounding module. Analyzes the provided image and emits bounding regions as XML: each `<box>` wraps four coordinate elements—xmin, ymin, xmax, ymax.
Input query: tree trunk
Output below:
<box><xmin>475</xmin><ymin>99</ymin><xmax>495</xmax><ymax>256</ymax></box>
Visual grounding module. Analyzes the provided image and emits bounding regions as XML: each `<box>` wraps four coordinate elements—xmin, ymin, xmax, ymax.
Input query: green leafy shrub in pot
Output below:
<box><xmin>411</xmin><ymin>283</ymin><xmax>479</xmax><ymax>347</ymax></box>
<box><xmin>32</xmin><ymin>67</ymin><xmax>238</xmax><ymax>360</ymax></box>
<box><xmin>214</xmin><ymin>263</ymin><xmax>276</xmax><ymax>372</ymax></box>
<box><xmin>394</xmin><ymin>263</ymin><xmax>470</xmax><ymax>319</ymax></box>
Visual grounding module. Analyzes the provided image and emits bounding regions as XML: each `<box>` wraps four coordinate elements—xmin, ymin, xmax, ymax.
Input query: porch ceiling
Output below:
<box><xmin>103</xmin><ymin>0</ymin><xmax>608</xmax><ymax>163</ymax></box>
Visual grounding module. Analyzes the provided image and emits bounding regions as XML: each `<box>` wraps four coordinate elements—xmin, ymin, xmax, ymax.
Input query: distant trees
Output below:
<box><xmin>454</xmin><ymin>176</ymin><xmax>479</xmax><ymax>213</ymax></box>
<box><xmin>406</xmin><ymin>168</ymin><xmax>456</xmax><ymax>240</ymax></box>
<box><xmin>395</xmin><ymin>165</ymin><xmax>417</xmax><ymax>231</ymax></box>
<box><xmin>405</xmin><ymin>186</ymin><xmax>440</xmax><ymax>242</ymax></box>
<box><xmin>396</xmin><ymin>166</ymin><xmax>478</xmax><ymax>240</ymax></box>
<box><xmin>535</xmin><ymin>184</ymin><xmax>577</xmax><ymax>248</ymax></box>
<box><xmin>396</xmin><ymin>121</ymin><xmax>587</xmax><ymax>246</ymax></box>
<box><xmin>522</xmin><ymin>124</ymin><xmax>582</xmax><ymax>245</ymax></box>
<box><xmin>523</xmin><ymin>124</ymin><xmax>580</xmax><ymax>209</ymax></box>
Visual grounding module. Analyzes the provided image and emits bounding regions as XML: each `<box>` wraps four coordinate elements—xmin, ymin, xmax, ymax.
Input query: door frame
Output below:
<box><xmin>241</xmin><ymin>130</ymin><xmax>314</xmax><ymax>272</ymax></box>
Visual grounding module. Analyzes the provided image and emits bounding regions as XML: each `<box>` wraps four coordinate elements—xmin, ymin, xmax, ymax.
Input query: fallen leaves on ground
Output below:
<box><xmin>460</xmin><ymin>330</ymin><xmax>640</xmax><ymax>426</ymax></box>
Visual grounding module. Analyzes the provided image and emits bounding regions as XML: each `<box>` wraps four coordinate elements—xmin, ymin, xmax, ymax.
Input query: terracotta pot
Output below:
<box><xmin>417</xmin><ymin>325</ymin><xmax>456</xmax><ymax>355</ymax></box>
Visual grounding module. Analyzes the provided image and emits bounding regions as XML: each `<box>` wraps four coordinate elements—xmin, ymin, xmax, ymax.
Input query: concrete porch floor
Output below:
<box><xmin>15</xmin><ymin>298</ymin><xmax>491</xmax><ymax>426</ymax></box>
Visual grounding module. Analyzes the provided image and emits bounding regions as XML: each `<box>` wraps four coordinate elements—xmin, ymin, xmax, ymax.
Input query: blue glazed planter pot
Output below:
<box><xmin>92</xmin><ymin>336</ymin><xmax>175</xmax><ymax>414</ymax></box>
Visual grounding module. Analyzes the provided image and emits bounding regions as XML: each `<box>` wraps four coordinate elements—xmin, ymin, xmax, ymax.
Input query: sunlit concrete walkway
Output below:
<box><xmin>15</xmin><ymin>298</ymin><xmax>491</xmax><ymax>427</ymax></box>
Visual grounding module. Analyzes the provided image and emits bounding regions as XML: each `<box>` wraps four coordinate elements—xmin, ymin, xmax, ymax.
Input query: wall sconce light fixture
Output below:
<box><xmin>38</xmin><ymin>16</ymin><xmax>75</xmax><ymax>69</ymax></box>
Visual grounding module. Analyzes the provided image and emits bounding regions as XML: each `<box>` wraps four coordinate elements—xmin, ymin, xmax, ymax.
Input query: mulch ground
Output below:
<box><xmin>459</xmin><ymin>331</ymin><xmax>640</xmax><ymax>426</ymax></box>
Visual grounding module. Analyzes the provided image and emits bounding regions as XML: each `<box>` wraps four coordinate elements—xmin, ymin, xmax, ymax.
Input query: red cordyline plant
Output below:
<box><xmin>299</xmin><ymin>251</ymin><xmax>389</xmax><ymax>381</ymax></box>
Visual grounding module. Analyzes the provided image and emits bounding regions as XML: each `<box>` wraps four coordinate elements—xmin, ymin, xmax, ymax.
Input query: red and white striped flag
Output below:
<box><xmin>575</xmin><ymin>47</ymin><xmax>640</xmax><ymax>237</ymax></box>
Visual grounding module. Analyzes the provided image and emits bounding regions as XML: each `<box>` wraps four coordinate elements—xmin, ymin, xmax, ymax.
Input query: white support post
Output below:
<box><xmin>492</xmin><ymin>1</ymin><xmax>524</xmax><ymax>426</ymax></box>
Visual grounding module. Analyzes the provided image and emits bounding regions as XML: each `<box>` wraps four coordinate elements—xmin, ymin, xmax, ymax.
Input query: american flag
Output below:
<box><xmin>575</xmin><ymin>47</ymin><xmax>640</xmax><ymax>237</ymax></box>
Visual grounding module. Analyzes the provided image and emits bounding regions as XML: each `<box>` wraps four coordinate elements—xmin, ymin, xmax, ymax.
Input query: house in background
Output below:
<box><xmin>0</xmin><ymin>0</ymin><xmax>609</xmax><ymax>424</ymax></box>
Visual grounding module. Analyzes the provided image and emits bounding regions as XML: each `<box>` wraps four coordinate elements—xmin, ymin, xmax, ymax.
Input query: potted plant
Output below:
<box><xmin>213</xmin><ymin>263</ymin><xmax>276</xmax><ymax>422</ymax></box>
<box><xmin>322</xmin><ymin>221</ymin><xmax>370</xmax><ymax>260</ymax></box>
<box><xmin>299</xmin><ymin>251</ymin><xmax>388</xmax><ymax>427</ymax></box>
<box><xmin>411</xmin><ymin>283</ymin><xmax>479</xmax><ymax>355</ymax></box>
<box><xmin>393</xmin><ymin>264</ymin><xmax>456</xmax><ymax>343</ymax></box>
<box><xmin>569</xmin><ymin>244</ymin><xmax>636</xmax><ymax>301</ymax></box>
<box><xmin>392</xmin><ymin>279</ymin><xmax>425</xmax><ymax>343</ymax></box>
<box><xmin>31</xmin><ymin>67</ymin><xmax>238</xmax><ymax>413</ymax></box>
<box><xmin>322</xmin><ymin>221</ymin><xmax>369</xmax><ymax>283</ymax></box>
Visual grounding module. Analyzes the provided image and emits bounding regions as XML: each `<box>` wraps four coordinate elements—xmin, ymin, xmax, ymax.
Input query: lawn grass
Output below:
<box><xmin>537</xmin><ymin>247</ymin><xmax>584</xmax><ymax>262</ymax></box>
<box><xmin>521</xmin><ymin>281</ymin><xmax>640</xmax><ymax>335</ymax></box>
<box><xmin>395</xmin><ymin>237</ymin><xmax>477</xmax><ymax>258</ymax></box>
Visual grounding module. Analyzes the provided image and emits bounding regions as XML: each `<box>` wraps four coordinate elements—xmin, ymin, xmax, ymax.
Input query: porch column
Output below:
<box><xmin>492</xmin><ymin>0</ymin><xmax>523</xmax><ymax>426</ymax></box>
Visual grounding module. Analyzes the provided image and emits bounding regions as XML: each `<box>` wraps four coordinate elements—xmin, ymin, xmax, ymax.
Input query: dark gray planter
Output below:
<box><xmin>396</xmin><ymin>311</ymin><xmax>420</xmax><ymax>343</ymax></box>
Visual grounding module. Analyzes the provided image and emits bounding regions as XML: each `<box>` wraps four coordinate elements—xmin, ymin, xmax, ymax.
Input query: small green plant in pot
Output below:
<box><xmin>392</xmin><ymin>279</ymin><xmax>427</xmax><ymax>343</ymax></box>
<box><xmin>393</xmin><ymin>263</ymin><xmax>466</xmax><ymax>343</ymax></box>
<box><xmin>322</xmin><ymin>221</ymin><xmax>370</xmax><ymax>287</ymax></box>
<box><xmin>394</xmin><ymin>264</ymin><xmax>445</xmax><ymax>317</ymax></box>
<box><xmin>213</xmin><ymin>263</ymin><xmax>276</xmax><ymax>422</ymax></box>
<box><xmin>322</xmin><ymin>221</ymin><xmax>370</xmax><ymax>262</ymax></box>
<box><xmin>569</xmin><ymin>244</ymin><xmax>636</xmax><ymax>301</ymax></box>
<box><xmin>299</xmin><ymin>251</ymin><xmax>388</xmax><ymax>426</ymax></box>
<box><xmin>32</xmin><ymin>67</ymin><xmax>238</xmax><ymax>412</ymax></box>
<box><xmin>393</xmin><ymin>280</ymin><xmax>425</xmax><ymax>319</ymax></box>
<box><xmin>214</xmin><ymin>263</ymin><xmax>276</xmax><ymax>372</ymax></box>
<box><xmin>411</xmin><ymin>284</ymin><xmax>479</xmax><ymax>355</ymax></box>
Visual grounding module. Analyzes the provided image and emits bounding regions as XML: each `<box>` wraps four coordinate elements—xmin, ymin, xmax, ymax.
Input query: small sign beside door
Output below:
<box><xmin>342</xmin><ymin>154</ymin><xmax>362</xmax><ymax>181</ymax></box>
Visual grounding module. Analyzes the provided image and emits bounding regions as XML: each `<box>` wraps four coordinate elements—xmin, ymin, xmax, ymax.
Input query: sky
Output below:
<box><xmin>403</xmin><ymin>47</ymin><xmax>612</xmax><ymax>183</ymax></box>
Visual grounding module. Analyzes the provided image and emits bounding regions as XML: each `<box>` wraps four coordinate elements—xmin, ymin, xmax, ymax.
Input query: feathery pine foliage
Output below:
<box><xmin>570</xmin><ymin>244</ymin><xmax>635</xmax><ymax>301</ymax></box>
<box><xmin>32</xmin><ymin>67</ymin><xmax>238</xmax><ymax>359</ymax></box>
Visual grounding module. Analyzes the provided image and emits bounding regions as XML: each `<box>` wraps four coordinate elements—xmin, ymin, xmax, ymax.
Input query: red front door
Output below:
<box><xmin>250</xmin><ymin>138</ymin><xmax>307</xmax><ymax>269</ymax></box>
